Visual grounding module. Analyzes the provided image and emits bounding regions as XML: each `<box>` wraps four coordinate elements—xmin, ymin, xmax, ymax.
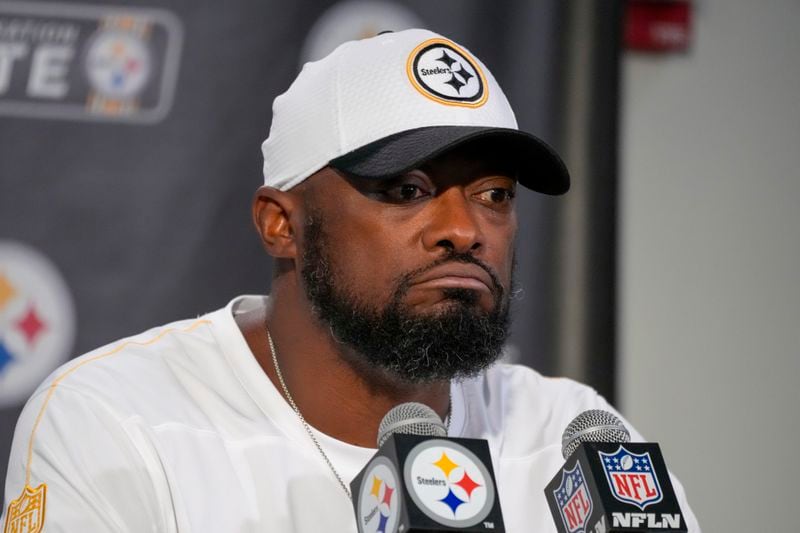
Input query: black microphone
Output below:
<box><xmin>351</xmin><ymin>402</ymin><xmax>505</xmax><ymax>532</ymax></box>
<box><xmin>545</xmin><ymin>410</ymin><xmax>687</xmax><ymax>532</ymax></box>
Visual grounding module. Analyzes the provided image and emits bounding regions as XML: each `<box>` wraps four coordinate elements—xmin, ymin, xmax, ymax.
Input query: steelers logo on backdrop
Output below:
<box><xmin>404</xmin><ymin>439</ymin><xmax>494</xmax><ymax>528</ymax></box>
<box><xmin>357</xmin><ymin>457</ymin><xmax>401</xmax><ymax>533</ymax></box>
<box><xmin>85</xmin><ymin>30</ymin><xmax>152</xmax><ymax>99</ymax></box>
<box><xmin>407</xmin><ymin>38</ymin><xmax>488</xmax><ymax>108</ymax></box>
<box><xmin>301</xmin><ymin>0</ymin><xmax>423</xmax><ymax>64</ymax></box>
<box><xmin>0</xmin><ymin>242</ymin><xmax>75</xmax><ymax>407</ymax></box>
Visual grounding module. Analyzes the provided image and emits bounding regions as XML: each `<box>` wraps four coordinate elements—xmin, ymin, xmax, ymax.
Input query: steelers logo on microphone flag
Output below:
<box><xmin>599</xmin><ymin>446</ymin><xmax>663</xmax><ymax>510</ymax></box>
<box><xmin>403</xmin><ymin>439</ymin><xmax>494</xmax><ymax>528</ymax></box>
<box><xmin>553</xmin><ymin>462</ymin><xmax>593</xmax><ymax>533</ymax></box>
<box><xmin>407</xmin><ymin>38</ymin><xmax>488</xmax><ymax>107</ymax></box>
<box><xmin>357</xmin><ymin>457</ymin><xmax>400</xmax><ymax>533</ymax></box>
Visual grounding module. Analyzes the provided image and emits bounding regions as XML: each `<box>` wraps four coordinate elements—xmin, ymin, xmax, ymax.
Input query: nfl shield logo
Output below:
<box><xmin>553</xmin><ymin>462</ymin><xmax>593</xmax><ymax>533</ymax></box>
<box><xmin>4</xmin><ymin>483</ymin><xmax>47</xmax><ymax>533</ymax></box>
<box><xmin>599</xmin><ymin>446</ymin><xmax>663</xmax><ymax>510</ymax></box>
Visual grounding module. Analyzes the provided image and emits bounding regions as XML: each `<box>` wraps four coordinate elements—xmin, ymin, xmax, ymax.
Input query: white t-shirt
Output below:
<box><xmin>2</xmin><ymin>296</ymin><xmax>700</xmax><ymax>532</ymax></box>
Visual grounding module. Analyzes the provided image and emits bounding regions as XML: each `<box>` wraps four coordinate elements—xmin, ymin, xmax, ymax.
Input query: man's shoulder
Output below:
<box><xmin>26</xmin><ymin>309</ymin><xmax>230</xmax><ymax>423</ymax></box>
<box><xmin>48</xmin><ymin>315</ymin><xmax>215</xmax><ymax>384</ymax></box>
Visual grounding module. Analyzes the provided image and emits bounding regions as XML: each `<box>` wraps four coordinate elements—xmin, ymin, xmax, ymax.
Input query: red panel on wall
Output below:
<box><xmin>625</xmin><ymin>0</ymin><xmax>692</xmax><ymax>53</ymax></box>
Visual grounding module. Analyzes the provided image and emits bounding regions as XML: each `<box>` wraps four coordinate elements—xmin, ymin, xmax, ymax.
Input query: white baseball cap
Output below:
<box><xmin>261</xmin><ymin>28</ymin><xmax>569</xmax><ymax>194</ymax></box>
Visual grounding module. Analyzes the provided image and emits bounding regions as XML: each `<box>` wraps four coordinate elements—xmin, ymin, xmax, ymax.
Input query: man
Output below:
<box><xmin>3</xmin><ymin>29</ymin><xmax>700</xmax><ymax>531</ymax></box>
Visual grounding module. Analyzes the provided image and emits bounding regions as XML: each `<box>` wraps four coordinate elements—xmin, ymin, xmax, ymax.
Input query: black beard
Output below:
<box><xmin>301</xmin><ymin>210</ymin><xmax>511</xmax><ymax>385</ymax></box>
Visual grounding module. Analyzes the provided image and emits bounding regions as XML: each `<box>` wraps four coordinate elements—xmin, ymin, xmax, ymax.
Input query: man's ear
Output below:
<box><xmin>252</xmin><ymin>185</ymin><xmax>303</xmax><ymax>259</ymax></box>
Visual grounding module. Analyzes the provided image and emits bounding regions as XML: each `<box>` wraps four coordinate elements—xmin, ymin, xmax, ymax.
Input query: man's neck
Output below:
<box><xmin>234</xmin><ymin>287</ymin><xmax>450</xmax><ymax>448</ymax></box>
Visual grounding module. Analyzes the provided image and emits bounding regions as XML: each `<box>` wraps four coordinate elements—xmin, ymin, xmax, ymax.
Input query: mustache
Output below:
<box><xmin>392</xmin><ymin>252</ymin><xmax>505</xmax><ymax>299</ymax></box>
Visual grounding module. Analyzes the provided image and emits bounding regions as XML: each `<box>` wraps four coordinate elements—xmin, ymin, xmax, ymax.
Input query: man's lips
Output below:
<box><xmin>411</xmin><ymin>263</ymin><xmax>495</xmax><ymax>293</ymax></box>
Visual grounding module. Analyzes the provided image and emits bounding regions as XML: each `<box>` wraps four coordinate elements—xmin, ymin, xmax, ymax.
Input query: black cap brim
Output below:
<box><xmin>329</xmin><ymin>126</ymin><xmax>570</xmax><ymax>195</ymax></box>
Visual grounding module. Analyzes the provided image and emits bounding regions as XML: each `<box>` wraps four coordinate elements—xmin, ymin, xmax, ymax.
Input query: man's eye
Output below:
<box><xmin>384</xmin><ymin>183</ymin><xmax>428</xmax><ymax>202</ymax></box>
<box><xmin>476</xmin><ymin>188</ymin><xmax>515</xmax><ymax>205</ymax></box>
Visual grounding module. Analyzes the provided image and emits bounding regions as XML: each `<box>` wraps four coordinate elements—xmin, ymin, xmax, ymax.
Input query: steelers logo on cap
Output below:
<box><xmin>407</xmin><ymin>38</ymin><xmax>488</xmax><ymax>108</ymax></box>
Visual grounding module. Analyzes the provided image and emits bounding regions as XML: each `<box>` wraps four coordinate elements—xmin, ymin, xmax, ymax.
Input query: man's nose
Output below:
<box><xmin>421</xmin><ymin>188</ymin><xmax>483</xmax><ymax>254</ymax></box>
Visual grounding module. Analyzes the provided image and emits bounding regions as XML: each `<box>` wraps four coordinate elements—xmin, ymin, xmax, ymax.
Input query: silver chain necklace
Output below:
<box><xmin>266</xmin><ymin>328</ymin><xmax>451</xmax><ymax>501</ymax></box>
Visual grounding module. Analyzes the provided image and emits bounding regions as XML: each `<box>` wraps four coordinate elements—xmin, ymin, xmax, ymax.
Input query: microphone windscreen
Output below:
<box><xmin>377</xmin><ymin>402</ymin><xmax>446</xmax><ymax>448</ymax></box>
<box><xmin>561</xmin><ymin>409</ymin><xmax>631</xmax><ymax>459</ymax></box>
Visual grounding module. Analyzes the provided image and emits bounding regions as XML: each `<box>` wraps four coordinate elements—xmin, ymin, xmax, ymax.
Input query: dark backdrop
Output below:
<box><xmin>0</xmin><ymin>0</ymin><xmax>618</xmax><ymax>503</ymax></box>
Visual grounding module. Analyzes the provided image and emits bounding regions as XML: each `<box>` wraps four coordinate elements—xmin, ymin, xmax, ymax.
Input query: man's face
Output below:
<box><xmin>300</xmin><ymin>142</ymin><xmax>518</xmax><ymax>384</ymax></box>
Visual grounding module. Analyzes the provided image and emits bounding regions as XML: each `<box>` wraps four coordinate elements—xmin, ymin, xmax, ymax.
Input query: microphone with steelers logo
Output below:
<box><xmin>351</xmin><ymin>403</ymin><xmax>505</xmax><ymax>532</ymax></box>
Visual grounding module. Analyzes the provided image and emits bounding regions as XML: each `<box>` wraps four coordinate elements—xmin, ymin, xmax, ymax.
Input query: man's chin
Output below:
<box><xmin>300</xmin><ymin>212</ymin><xmax>510</xmax><ymax>384</ymax></box>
